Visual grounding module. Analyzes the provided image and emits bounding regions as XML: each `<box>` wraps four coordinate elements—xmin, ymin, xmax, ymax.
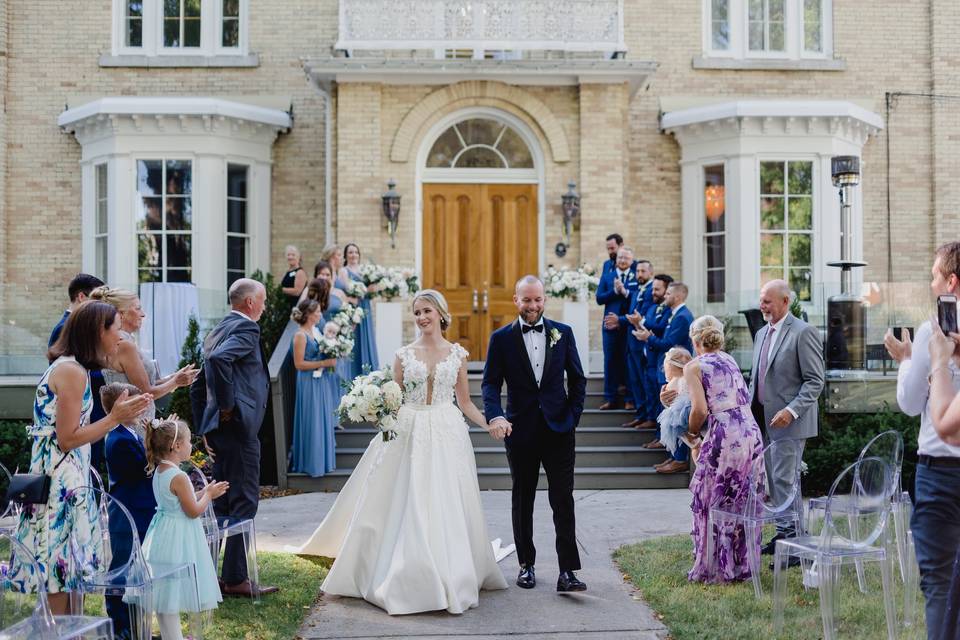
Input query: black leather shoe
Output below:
<box><xmin>517</xmin><ymin>565</ymin><xmax>536</xmax><ymax>589</ymax></box>
<box><xmin>557</xmin><ymin>570</ymin><xmax>587</xmax><ymax>592</ymax></box>
<box><xmin>769</xmin><ymin>556</ymin><xmax>801</xmax><ymax>570</ymax></box>
<box><xmin>761</xmin><ymin>533</ymin><xmax>784</xmax><ymax>556</ymax></box>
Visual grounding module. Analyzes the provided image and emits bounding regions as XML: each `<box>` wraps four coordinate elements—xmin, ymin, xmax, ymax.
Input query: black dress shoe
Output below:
<box><xmin>517</xmin><ymin>565</ymin><xmax>536</xmax><ymax>589</ymax></box>
<box><xmin>761</xmin><ymin>533</ymin><xmax>784</xmax><ymax>556</ymax></box>
<box><xmin>557</xmin><ymin>570</ymin><xmax>587</xmax><ymax>592</ymax></box>
<box><xmin>769</xmin><ymin>556</ymin><xmax>801</xmax><ymax>570</ymax></box>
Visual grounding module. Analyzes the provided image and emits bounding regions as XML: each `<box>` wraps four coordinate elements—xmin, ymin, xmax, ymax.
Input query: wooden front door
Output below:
<box><xmin>422</xmin><ymin>183</ymin><xmax>538</xmax><ymax>361</ymax></box>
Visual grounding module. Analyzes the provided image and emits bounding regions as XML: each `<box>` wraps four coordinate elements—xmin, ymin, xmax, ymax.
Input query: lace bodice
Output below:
<box><xmin>397</xmin><ymin>343</ymin><xmax>468</xmax><ymax>406</ymax></box>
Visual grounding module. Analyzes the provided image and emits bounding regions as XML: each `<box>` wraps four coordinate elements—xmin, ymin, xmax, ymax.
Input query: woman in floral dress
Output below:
<box><xmin>10</xmin><ymin>301</ymin><xmax>151</xmax><ymax>613</ymax></box>
<box><xmin>683</xmin><ymin>315</ymin><xmax>765</xmax><ymax>583</ymax></box>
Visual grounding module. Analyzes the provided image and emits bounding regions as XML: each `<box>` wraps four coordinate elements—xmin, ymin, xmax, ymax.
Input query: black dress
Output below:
<box><xmin>281</xmin><ymin>266</ymin><xmax>304</xmax><ymax>311</ymax></box>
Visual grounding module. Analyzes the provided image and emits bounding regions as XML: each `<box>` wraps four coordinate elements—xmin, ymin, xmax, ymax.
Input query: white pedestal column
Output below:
<box><xmin>561</xmin><ymin>300</ymin><xmax>590</xmax><ymax>372</ymax></box>
<box><xmin>375</xmin><ymin>301</ymin><xmax>403</xmax><ymax>366</ymax></box>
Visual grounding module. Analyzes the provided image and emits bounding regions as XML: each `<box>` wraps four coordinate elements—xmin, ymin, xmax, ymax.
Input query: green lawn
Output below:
<box><xmin>83</xmin><ymin>552</ymin><xmax>330</xmax><ymax>640</ymax></box>
<box><xmin>613</xmin><ymin>534</ymin><xmax>926</xmax><ymax>640</ymax></box>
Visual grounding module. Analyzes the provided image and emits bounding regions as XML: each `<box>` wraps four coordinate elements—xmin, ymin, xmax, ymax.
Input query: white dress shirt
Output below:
<box><xmin>520</xmin><ymin>316</ymin><xmax>547</xmax><ymax>386</ymax></box>
<box><xmin>231</xmin><ymin>309</ymin><xmax>254</xmax><ymax>323</ymax></box>
<box><xmin>896</xmin><ymin>321</ymin><xmax>960</xmax><ymax>457</ymax></box>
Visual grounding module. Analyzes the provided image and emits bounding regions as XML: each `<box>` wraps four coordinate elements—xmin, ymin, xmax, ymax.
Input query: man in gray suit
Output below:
<box><xmin>191</xmin><ymin>278</ymin><xmax>278</xmax><ymax>597</ymax></box>
<box><xmin>748</xmin><ymin>279</ymin><xmax>825</xmax><ymax>553</ymax></box>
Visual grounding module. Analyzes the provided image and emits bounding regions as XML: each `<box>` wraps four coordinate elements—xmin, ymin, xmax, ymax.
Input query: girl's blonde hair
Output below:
<box><xmin>143</xmin><ymin>415</ymin><xmax>189</xmax><ymax>475</ymax></box>
<box><xmin>664</xmin><ymin>346</ymin><xmax>693</xmax><ymax>370</ymax></box>
<box><xmin>412</xmin><ymin>289</ymin><xmax>452</xmax><ymax>330</ymax></box>
<box><xmin>89</xmin><ymin>285</ymin><xmax>139</xmax><ymax>312</ymax></box>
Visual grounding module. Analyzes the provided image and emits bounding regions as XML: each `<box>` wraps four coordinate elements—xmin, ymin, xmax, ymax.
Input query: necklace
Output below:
<box><xmin>158</xmin><ymin>459</ymin><xmax>180</xmax><ymax>469</ymax></box>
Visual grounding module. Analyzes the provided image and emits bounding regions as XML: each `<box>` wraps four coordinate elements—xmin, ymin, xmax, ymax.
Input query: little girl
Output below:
<box><xmin>656</xmin><ymin>347</ymin><xmax>694</xmax><ymax>469</ymax></box>
<box><xmin>140</xmin><ymin>415</ymin><xmax>228</xmax><ymax>639</ymax></box>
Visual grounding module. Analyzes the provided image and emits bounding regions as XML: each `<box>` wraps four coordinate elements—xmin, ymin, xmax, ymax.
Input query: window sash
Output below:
<box><xmin>758</xmin><ymin>160</ymin><xmax>815</xmax><ymax>301</ymax></box>
<box><xmin>704</xmin><ymin>0</ymin><xmax>829</xmax><ymax>60</ymax></box>
<box><xmin>94</xmin><ymin>164</ymin><xmax>109</xmax><ymax>281</ymax></box>
<box><xmin>115</xmin><ymin>0</ymin><xmax>246</xmax><ymax>56</ymax></box>
<box><xmin>226</xmin><ymin>163</ymin><xmax>249</xmax><ymax>286</ymax></box>
<box><xmin>136</xmin><ymin>158</ymin><xmax>193</xmax><ymax>283</ymax></box>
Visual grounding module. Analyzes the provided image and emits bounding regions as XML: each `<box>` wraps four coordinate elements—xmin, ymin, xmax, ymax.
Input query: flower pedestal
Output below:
<box><xmin>374</xmin><ymin>301</ymin><xmax>403</xmax><ymax>366</ymax></box>
<box><xmin>561</xmin><ymin>299</ymin><xmax>590</xmax><ymax>373</ymax></box>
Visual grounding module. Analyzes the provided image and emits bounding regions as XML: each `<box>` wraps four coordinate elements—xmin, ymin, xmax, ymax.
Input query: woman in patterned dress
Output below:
<box><xmin>10</xmin><ymin>301</ymin><xmax>152</xmax><ymax>613</ymax></box>
<box><xmin>683</xmin><ymin>315</ymin><xmax>766</xmax><ymax>583</ymax></box>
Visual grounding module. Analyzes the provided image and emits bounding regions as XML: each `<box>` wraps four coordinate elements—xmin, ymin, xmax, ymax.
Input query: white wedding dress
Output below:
<box><xmin>296</xmin><ymin>343</ymin><xmax>509</xmax><ymax>615</ymax></box>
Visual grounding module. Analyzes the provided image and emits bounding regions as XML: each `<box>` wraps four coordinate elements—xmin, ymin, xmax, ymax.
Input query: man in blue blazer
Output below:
<box><xmin>597</xmin><ymin>247</ymin><xmax>639</xmax><ymax>409</ymax></box>
<box><xmin>638</xmin><ymin>275</ymin><xmax>673</xmax><ymax>428</ymax></box>
<box><xmin>634</xmin><ymin>282</ymin><xmax>694</xmax><ymax>473</ymax></box>
<box><xmin>482</xmin><ymin>275</ymin><xmax>588</xmax><ymax>593</ymax></box>
<box><xmin>601</xmin><ymin>233</ymin><xmax>624</xmax><ymax>277</ymax></box>
<box><xmin>189</xmin><ymin>278</ymin><xmax>277</xmax><ymax>597</ymax></box>
<box><xmin>618</xmin><ymin>260</ymin><xmax>655</xmax><ymax>427</ymax></box>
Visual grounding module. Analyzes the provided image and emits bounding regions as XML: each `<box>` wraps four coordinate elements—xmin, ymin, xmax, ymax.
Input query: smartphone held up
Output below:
<box><xmin>938</xmin><ymin>294</ymin><xmax>959</xmax><ymax>335</ymax></box>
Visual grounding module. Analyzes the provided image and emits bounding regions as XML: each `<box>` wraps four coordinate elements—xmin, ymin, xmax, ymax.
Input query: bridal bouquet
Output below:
<box><xmin>359</xmin><ymin>264</ymin><xmax>421</xmax><ymax>301</ymax></box>
<box><xmin>338</xmin><ymin>366</ymin><xmax>404</xmax><ymax>441</ymax></box>
<box><xmin>543</xmin><ymin>264</ymin><xmax>601</xmax><ymax>301</ymax></box>
<box><xmin>311</xmin><ymin>324</ymin><xmax>354</xmax><ymax>378</ymax></box>
<box><xmin>342</xmin><ymin>279</ymin><xmax>368</xmax><ymax>299</ymax></box>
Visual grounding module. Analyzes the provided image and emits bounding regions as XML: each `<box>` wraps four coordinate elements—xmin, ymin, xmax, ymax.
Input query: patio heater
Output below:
<box><xmin>825</xmin><ymin>156</ymin><xmax>867</xmax><ymax>370</ymax></box>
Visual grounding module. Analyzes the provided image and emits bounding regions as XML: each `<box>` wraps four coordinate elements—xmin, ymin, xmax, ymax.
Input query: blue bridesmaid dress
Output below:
<box><xmin>345</xmin><ymin>269</ymin><xmax>379</xmax><ymax>378</ymax></box>
<box><xmin>325</xmin><ymin>289</ymin><xmax>353</xmax><ymax>384</ymax></box>
<box><xmin>289</xmin><ymin>333</ymin><xmax>337</xmax><ymax>477</ymax></box>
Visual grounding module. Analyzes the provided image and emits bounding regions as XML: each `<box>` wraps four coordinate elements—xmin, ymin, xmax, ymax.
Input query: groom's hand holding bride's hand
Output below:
<box><xmin>487</xmin><ymin>417</ymin><xmax>512</xmax><ymax>441</ymax></box>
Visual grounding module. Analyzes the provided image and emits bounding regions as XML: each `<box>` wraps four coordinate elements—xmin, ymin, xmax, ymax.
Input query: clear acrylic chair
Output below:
<box><xmin>773</xmin><ymin>457</ymin><xmax>898</xmax><ymax>640</ymax></box>
<box><xmin>0</xmin><ymin>531</ymin><xmax>114</xmax><ymax>639</ymax></box>
<box><xmin>65</xmin><ymin>485</ymin><xmax>205</xmax><ymax>639</ymax></box>
<box><xmin>0</xmin><ymin>462</ymin><xmax>21</xmax><ymax>534</ymax></box>
<box><xmin>806</xmin><ymin>430</ymin><xmax>908</xmax><ymax>584</ymax></box>
<box><xmin>706</xmin><ymin>438</ymin><xmax>804</xmax><ymax>598</ymax></box>
<box><xmin>184</xmin><ymin>462</ymin><xmax>260</xmax><ymax>604</ymax></box>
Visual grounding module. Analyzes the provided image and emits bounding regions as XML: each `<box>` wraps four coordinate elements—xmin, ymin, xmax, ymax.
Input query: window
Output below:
<box><xmin>426</xmin><ymin>118</ymin><xmax>533</xmax><ymax>169</ymax></box>
<box><xmin>95</xmin><ymin>164</ymin><xmax>109</xmax><ymax>281</ymax></box>
<box><xmin>760</xmin><ymin>160</ymin><xmax>813</xmax><ymax>301</ymax></box>
<box><xmin>703</xmin><ymin>0</ymin><xmax>830</xmax><ymax>60</ymax></box>
<box><xmin>704</xmin><ymin>165</ymin><xmax>726</xmax><ymax>303</ymax></box>
<box><xmin>112</xmin><ymin>0</ymin><xmax>247</xmax><ymax>58</ymax></box>
<box><xmin>136</xmin><ymin>159</ymin><xmax>193</xmax><ymax>283</ymax></box>
<box><xmin>226</xmin><ymin>164</ymin><xmax>249</xmax><ymax>287</ymax></box>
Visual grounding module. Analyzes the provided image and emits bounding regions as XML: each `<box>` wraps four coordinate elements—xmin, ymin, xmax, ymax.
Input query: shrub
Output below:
<box><xmin>0</xmin><ymin>420</ymin><xmax>32</xmax><ymax>475</ymax></box>
<box><xmin>250</xmin><ymin>270</ymin><xmax>289</xmax><ymax>358</ymax></box>
<box><xmin>803</xmin><ymin>403</ymin><xmax>921</xmax><ymax>496</ymax></box>
<box><xmin>167</xmin><ymin>314</ymin><xmax>203</xmax><ymax>429</ymax></box>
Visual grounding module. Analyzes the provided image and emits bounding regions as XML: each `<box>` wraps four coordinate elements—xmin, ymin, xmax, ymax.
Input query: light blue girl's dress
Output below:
<box><xmin>657</xmin><ymin>382</ymin><xmax>692</xmax><ymax>455</ymax></box>
<box><xmin>289</xmin><ymin>333</ymin><xmax>337</xmax><ymax>477</ymax></box>
<box><xmin>324</xmin><ymin>289</ymin><xmax>353</xmax><ymax>384</ymax></box>
<box><xmin>138</xmin><ymin>465</ymin><xmax>222</xmax><ymax>613</ymax></box>
<box><xmin>344</xmin><ymin>268</ymin><xmax>379</xmax><ymax>378</ymax></box>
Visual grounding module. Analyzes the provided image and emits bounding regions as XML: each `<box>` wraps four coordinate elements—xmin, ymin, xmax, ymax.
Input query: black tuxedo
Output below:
<box><xmin>482</xmin><ymin>318</ymin><xmax>587</xmax><ymax>570</ymax></box>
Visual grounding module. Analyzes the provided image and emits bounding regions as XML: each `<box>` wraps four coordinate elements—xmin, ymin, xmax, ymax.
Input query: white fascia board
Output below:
<box><xmin>58</xmin><ymin>97</ymin><xmax>292</xmax><ymax>130</ymax></box>
<box><xmin>661</xmin><ymin>99</ymin><xmax>884</xmax><ymax>131</ymax></box>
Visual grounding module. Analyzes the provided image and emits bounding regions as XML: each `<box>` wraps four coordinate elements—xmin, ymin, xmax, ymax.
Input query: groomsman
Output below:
<box><xmin>634</xmin><ymin>281</ymin><xmax>694</xmax><ymax>472</ymax></box>
<box><xmin>638</xmin><ymin>274</ymin><xmax>672</xmax><ymax>430</ymax></box>
<box><xmin>619</xmin><ymin>260</ymin><xmax>654</xmax><ymax>428</ymax></box>
<box><xmin>598</xmin><ymin>247</ymin><xmax>638</xmax><ymax>410</ymax></box>
<box><xmin>601</xmin><ymin>234</ymin><xmax>625</xmax><ymax>277</ymax></box>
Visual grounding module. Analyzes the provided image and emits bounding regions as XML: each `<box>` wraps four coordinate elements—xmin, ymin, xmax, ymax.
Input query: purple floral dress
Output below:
<box><xmin>687</xmin><ymin>350</ymin><xmax>765</xmax><ymax>583</ymax></box>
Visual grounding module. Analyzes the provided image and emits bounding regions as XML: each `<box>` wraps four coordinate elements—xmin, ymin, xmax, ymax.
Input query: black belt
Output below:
<box><xmin>918</xmin><ymin>454</ymin><xmax>960</xmax><ymax>468</ymax></box>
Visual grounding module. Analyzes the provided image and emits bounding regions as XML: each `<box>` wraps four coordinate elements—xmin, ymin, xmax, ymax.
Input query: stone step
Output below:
<box><xmin>333</xmin><ymin>425</ymin><xmax>659</xmax><ymax>448</ymax></box>
<box><xmin>288</xmin><ymin>466</ymin><xmax>690</xmax><ymax>492</ymax></box>
<box><xmin>333</xmin><ymin>445</ymin><xmax>670</xmax><ymax>469</ymax></box>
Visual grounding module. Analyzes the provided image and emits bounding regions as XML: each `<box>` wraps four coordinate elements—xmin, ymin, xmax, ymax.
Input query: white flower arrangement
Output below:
<box><xmin>542</xmin><ymin>264</ymin><xmax>601</xmax><ymax>301</ymax></box>
<box><xmin>311</xmin><ymin>325</ymin><xmax>354</xmax><ymax>378</ymax></box>
<box><xmin>343</xmin><ymin>279</ymin><xmax>368</xmax><ymax>299</ymax></box>
<box><xmin>358</xmin><ymin>263</ymin><xmax>388</xmax><ymax>287</ymax></box>
<box><xmin>337</xmin><ymin>366</ymin><xmax>404</xmax><ymax>440</ymax></box>
<box><xmin>358</xmin><ymin>264</ymin><xmax>421</xmax><ymax>301</ymax></box>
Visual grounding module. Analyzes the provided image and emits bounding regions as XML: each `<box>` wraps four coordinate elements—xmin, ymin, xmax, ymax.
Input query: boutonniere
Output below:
<box><xmin>549</xmin><ymin>327</ymin><xmax>562</xmax><ymax>348</ymax></box>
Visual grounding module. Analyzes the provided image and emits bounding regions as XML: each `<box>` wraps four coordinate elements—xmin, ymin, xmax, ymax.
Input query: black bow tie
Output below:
<box><xmin>522</xmin><ymin>323</ymin><xmax>544</xmax><ymax>334</ymax></box>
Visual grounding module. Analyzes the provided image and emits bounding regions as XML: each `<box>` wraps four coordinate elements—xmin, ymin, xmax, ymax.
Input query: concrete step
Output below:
<box><xmin>333</xmin><ymin>425</ymin><xmax>659</xmax><ymax>448</ymax></box>
<box><xmin>334</xmin><ymin>445</ymin><xmax>670</xmax><ymax>469</ymax></box>
<box><xmin>288</xmin><ymin>465</ymin><xmax>690</xmax><ymax>492</ymax></box>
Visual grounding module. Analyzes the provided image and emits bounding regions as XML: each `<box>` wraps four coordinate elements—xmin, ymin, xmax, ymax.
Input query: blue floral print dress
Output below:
<box><xmin>9</xmin><ymin>356</ymin><xmax>104</xmax><ymax>594</ymax></box>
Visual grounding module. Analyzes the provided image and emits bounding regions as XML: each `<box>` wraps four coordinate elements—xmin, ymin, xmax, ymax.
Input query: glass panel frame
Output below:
<box><xmin>225</xmin><ymin>163</ymin><xmax>250</xmax><ymax>288</ymax></box>
<box><xmin>758</xmin><ymin>159</ymin><xmax>815</xmax><ymax>301</ymax></box>
<box><xmin>94</xmin><ymin>164</ymin><xmax>109</xmax><ymax>280</ymax></box>
<box><xmin>136</xmin><ymin>158</ymin><xmax>193</xmax><ymax>282</ymax></box>
<box><xmin>426</xmin><ymin>118</ymin><xmax>534</xmax><ymax>170</ymax></box>
<box><xmin>704</xmin><ymin>164</ymin><xmax>726</xmax><ymax>303</ymax></box>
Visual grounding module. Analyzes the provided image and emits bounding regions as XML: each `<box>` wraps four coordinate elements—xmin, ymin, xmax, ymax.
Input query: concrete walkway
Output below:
<box><xmin>255</xmin><ymin>489</ymin><xmax>693</xmax><ymax>640</ymax></box>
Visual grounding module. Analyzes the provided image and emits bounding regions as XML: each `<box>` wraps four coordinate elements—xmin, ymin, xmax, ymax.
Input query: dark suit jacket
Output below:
<box><xmin>482</xmin><ymin>319</ymin><xmax>587</xmax><ymax>444</ymax></box>
<box><xmin>596</xmin><ymin>269</ymin><xmax>638</xmax><ymax>330</ymax></box>
<box><xmin>104</xmin><ymin>426</ymin><xmax>156</xmax><ymax>539</ymax></box>
<box><xmin>49</xmin><ymin>310</ymin><xmax>70</xmax><ymax>348</ymax></box>
<box><xmin>190</xmin><ymin>311</ymin><xmax>269</xmax><ymax>439</ymax></box>
<box><xmin>646</xmin><ymin>305</ymin><xmax>695</xmax><ymax>383</ymax></box>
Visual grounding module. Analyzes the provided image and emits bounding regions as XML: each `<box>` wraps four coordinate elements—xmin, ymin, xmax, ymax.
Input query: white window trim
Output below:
<box><xmin>701</xmin><ymin>0</ymin><xmax>833</xmax><ymax>61</ymax></box>
<box><xmin>111</xmin><ymin>0</ymin><xmax>249</xmax><ymax>59</ymax></box>
<box><xmin>94</xmin><ymin>163</ymin><xmax>110</xmax><ymax>281</ymax></box>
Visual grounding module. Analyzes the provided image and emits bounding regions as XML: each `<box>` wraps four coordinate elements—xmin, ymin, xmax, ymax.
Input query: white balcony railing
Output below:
<box><xmin>336</xmin><ymin>0</ymin><xmax>626</xmax><ymax>54</ymax></box>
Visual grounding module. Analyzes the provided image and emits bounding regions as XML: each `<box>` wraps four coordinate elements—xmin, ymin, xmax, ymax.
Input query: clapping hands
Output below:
<box><xmin>204</xmin><ymin>480</ymin><xmax>230</xmax><ymax>500</ymax></box>
<box><xmin>487</xmin><ymin>418</ymin><xmax>512</xmax><ymax>441</ymax></box>
<box><xmin>603</xmin><ymin>313</ymin><xmax>620</xmax><ymax>330</ymax></box>
<box><xmin>171</xmin><ymin>363</ymin><xmax>200</xmax><ymax>388</ymax></box>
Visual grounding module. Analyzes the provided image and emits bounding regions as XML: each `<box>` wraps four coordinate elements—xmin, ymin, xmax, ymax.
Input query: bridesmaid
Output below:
<box><xmin>280</xmin><ymin>245</ymin><xmax>308</xmax><ymax>314</ymax></box>
<box><xmin>312</xmin><ymin>262</ymin><xmax>353</xmax><ymax>385</ymax></box>
<box><xmin>342</xmin><ymin>243</ymin><xmax>379</xmax><ymax>377</ymax></box>
<box><xmin>289</xmin><ymin>299</ymin><xmax>338</xmax><ymax>477</ymax></box>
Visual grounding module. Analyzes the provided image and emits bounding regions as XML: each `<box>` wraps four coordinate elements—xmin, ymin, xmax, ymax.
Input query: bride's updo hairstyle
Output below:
<box><xmin>412</xmin><ymin>289</ymin><xmax>452</xmax><ymax>330</ymax></box>
<box><xmin>689</xmin><ymin>315</ymin><xmax>725</xmax><ymax>352</ymax></box>
<box><xmin>89</xmin><ymin>285</ymin><xmax>138</xmax><ymax>311</ymax></box>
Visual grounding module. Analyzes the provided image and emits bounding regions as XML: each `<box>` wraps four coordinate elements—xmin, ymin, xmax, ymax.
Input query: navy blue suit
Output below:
<box><xmin>596</xmin><ymin>269</ymin><xmax>638</xmax><ymax>402</ymax></box>
<box><xmin>647</xmin><ymin>305</ymin><xmax>695</xmax><ymax>385</ymax></box>
<box><xmin>48</xmin><ymin>310</ymin><xmax>70</xmax><ymax>347</ymax></box>
<box><xmin>641</xmin><ymin>302</ymin><xmax>670</xmax><ymax>422</ymax></box>
<box><xmin>482</xmin><ymin>318</ymin><xmax>587</xmax><ymax>570</ymax></box>
<box><xmin>104</xmin><ymin>426</ymin><xmax>156</xmax><ymax>640</ymax></box>
<box><xmin>619</xmin><ymin>281</ymin><xmax>654</xmax><ymax>418</ymax></box>
<box><xmin>189</xmin><ymin>311</ymin><xmax>269</xmax><ymax>585</ymax></box>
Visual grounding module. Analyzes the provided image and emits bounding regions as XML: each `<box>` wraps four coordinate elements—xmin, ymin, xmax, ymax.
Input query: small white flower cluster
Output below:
<box><xmin>542</xmin><ymin>264</ymin><xmax>601</xmax><ymax>301</ymax></box>
<box><xmin>360</xmin><ymin>263</ymin><xmax>421</xmax><ymax>301</ymax></box>
<box><xmin>343</xmin><ymin>279</ymin><xmax>368</xmax><ymax>299</ymax></box>
<box><xmin>311</xmin><ymin>325</ymin><xmax>353</xmax><ymax>377</ymax></box>
<box><xmin>337</xmin><ymin>366</ymin><xmax>404</xmax><ymax>440</ymax></box>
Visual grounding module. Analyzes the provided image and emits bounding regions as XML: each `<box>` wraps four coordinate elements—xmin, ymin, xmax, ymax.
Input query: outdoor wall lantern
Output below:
<box><xmin>381</xmin><ymin>179</ymin><xmax>401</xmax><ymax>249</ymax></box>
<box><xmin>556</xmin><ymin>180</ymin><xmax>580</xmax><ymax>257</ymax></box>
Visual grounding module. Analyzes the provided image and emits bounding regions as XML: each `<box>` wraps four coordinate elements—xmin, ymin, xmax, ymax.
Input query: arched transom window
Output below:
<box><xmin>427</xmin><ymin>118</ymin><xmax>534</xmax><ymax>169</ymax></box>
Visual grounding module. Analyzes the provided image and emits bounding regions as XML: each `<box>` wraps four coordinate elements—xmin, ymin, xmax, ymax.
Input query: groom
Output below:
<box><xmin>482</xmin><ymin>275</ymin><xmax>588</xmax><ymax>592</ymax></box>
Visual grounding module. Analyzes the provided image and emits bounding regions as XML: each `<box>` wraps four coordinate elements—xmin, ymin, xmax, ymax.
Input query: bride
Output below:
<box><xmin>296</xmin><ymin>289</ymin><xmax>509</xmax><ymax>614</ymax></box>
